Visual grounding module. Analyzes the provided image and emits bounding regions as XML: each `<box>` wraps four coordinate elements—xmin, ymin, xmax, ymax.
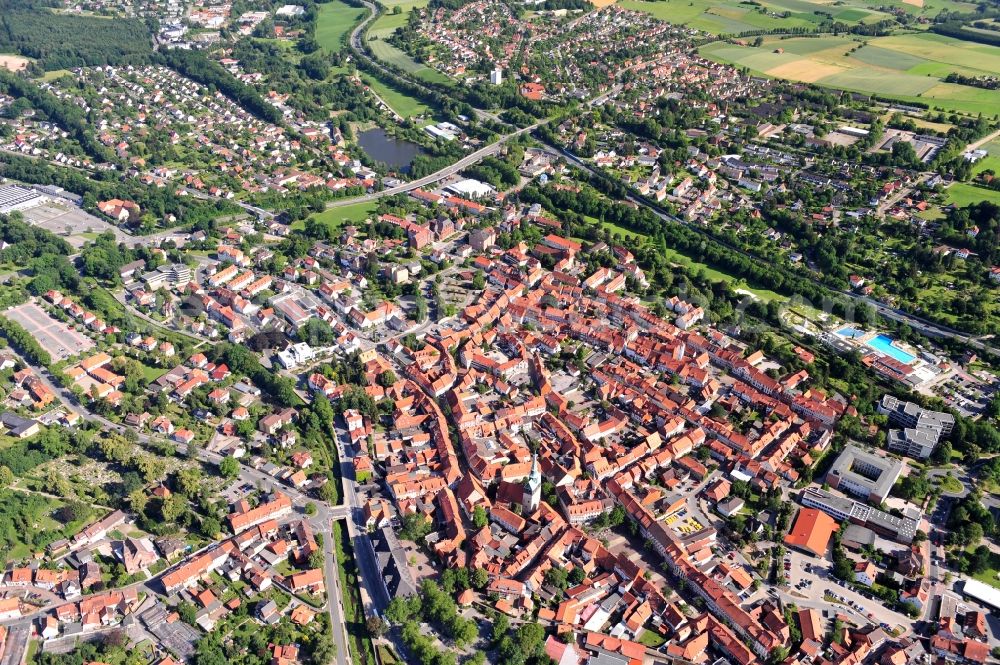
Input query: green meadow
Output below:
<box><xmin>315</xmin><ymin>0</ymin><xmax>367</xmax><ymax>53</ymax></box>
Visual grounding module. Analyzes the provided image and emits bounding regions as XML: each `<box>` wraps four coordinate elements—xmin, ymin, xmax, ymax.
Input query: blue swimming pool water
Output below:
<box><xmin>867</xmin><ymin>335</ymin><xmax>915</xmax><ymax>364</ymax></box>
<box><xmin>836</xmin><ymin>327</ymin><xmax>864</xmax><ymax>339</ymax></box>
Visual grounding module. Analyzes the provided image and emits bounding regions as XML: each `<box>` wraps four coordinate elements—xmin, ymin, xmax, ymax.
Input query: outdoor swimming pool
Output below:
<box><xmin>867</xmin><ymin>335</ymin><xmax>916</xmax><ymax>364</ymax></box>
<box><xmin>836</xmin><ymin>327</ymin><xmax>864</xmax><ymax>339</ymax></box>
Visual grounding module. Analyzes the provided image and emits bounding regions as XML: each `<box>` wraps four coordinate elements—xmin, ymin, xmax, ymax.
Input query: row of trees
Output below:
<box><xmin>933</xmin><ymin>20</ymin><xmax>1000</xmax><ymax>48</ymax></box>
<box><xmin>0</xmin><ymin>315</ymin><xmax>50</xmax><ymax>366</ymax></box>
<box><xmin>517</xmin><ymin>179</ymin><xmax>843</xmax><ymax>306</ymax></box>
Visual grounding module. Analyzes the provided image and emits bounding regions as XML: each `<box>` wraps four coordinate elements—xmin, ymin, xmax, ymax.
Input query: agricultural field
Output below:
<box><xmin>0</xmin><ymin>54</ymin><xmax>31</xmax><ymax>72</ymax></box>
<box><xmin>700</xmin><ymin>33</ymin><xmax>1000</xmax><ymax>115</ymax></box>
<box><xmin>617</xmin><ymin>0</ymin><xmax>975</xmax><ymax>35</ymax></box>
<box><xmin>315</xmin><ymin>0</ymin><xmax>368</xmax><ymax>54</ymax></box>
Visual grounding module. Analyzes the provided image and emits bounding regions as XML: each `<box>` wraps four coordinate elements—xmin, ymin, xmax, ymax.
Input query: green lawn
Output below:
<box><xmin>297</xmin><ymin>201</ymin><xmax>379</xmax><ymax>233</ymax></box>
<box><xmin>366</xmin><ymin>0</ymin><xmax>452</xmax><ymax>86</ymax></box>
<box><xmin>316</xmin><ymin>0</ymin><xmax>368</xmax><ymax>53</ymax></box>
<box><xmin>376</xmin><ymin>646</ymin><xmax>402</xmax><ymax>665</ymax></box>
<box><xmin>971</xmin><ymin>139</ymin><xmax>1000</xmax><ymax>177</ymax></box>
<box><xmin>141</xmin><ymin>364</ymin><xmax>168</xmax><ymax>383</ymax></box>
<box><xmin>368</xmin><ymin>9</ymin><xmax>412</xmax><ymax>39</ymax></box>
<box><xmin>971</xmin><ymin>569</ymin><xmax>1000</xmax><ymax>590</ymax></box>
<box><xmin>661</xmin><ymin>245</ymin><xmax>785</xmax><ymax>302</ymax></box>
<box><xmin>945</xmin><ymin>182</ymin><xmax>1000</xmax><ymax>207</ymax></box>
<box><xmin>333</xmin><ymin>521</ymin><xmax>375</xmax><ymax>665</ymax></box>
<box><xmin>970</xmin><ymin>551</ymin><xmax>1000</xmax><ymax>590</ymax></box>
<box><xmin>0</xmin><ymin>491</ymin><xmax>96</xmax><ymax>562</ymax></box>
<box><xmin>37</xmin><ymin>69</ymin><xmax>70</xmax><ymax>82</ymax></box>
<box><xmin>367</xmin><ymin>38</ymin><xmax>450</xmax><ymax>83</ymax></box>
<box><xmin>638</xmin><ymin>630</ymin><xmax>667</xmax><ymax>648</ymax></box>
<box><xmin>360</xmin><ymin>73</ymin><xmax>430</xmax><ymax>118</ymax></box>
<box><xmin>936</xmin><ymin>474</ymin><xmax>963</xmax><ymax>494</ymax></box>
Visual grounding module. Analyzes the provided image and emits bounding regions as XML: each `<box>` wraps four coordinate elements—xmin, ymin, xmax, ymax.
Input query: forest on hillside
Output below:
<box><xmin>0</xmin><ymin>0</ymin><xmax>152</xmax><ymax>70</ymax></box>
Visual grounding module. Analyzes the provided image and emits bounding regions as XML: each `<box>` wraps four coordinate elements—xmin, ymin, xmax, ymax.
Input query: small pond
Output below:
<box><xmin>357</xmin><ymin>127</ymin><xmax>425</xmax><ymax>172</ymax></box>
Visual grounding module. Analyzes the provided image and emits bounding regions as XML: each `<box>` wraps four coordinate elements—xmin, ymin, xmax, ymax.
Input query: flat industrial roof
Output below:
<box><xmin>961</xmin><ymin>578</ymin><xmax>1000</xmax><ymax>610</ymax></box>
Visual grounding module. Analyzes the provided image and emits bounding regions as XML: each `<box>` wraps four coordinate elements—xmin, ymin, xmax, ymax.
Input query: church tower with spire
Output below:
<box><xmin>522</xmin><ymin>453</ymin><xmax>541</xmax><ymax>514</ymax></box>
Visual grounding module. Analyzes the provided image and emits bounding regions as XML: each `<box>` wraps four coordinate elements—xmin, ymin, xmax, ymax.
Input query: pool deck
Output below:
<box><xmin>832</xmin><ymin>327</ymin><xmax>920</xmax><ymax>366</ymax></box>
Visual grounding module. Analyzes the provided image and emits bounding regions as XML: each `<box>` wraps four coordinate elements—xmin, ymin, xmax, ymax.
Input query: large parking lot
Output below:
<box><xmin>929</xmin><ymin>369</ymin><xmax>997</xmax><ymax>418</ymax></box>
<box><xmin>4</xmin><ymin>301</ymin><xmax>95</xmax><ymax>361</ymax></box>
<box><xmin>19</xmin><ymin>201</ymin><xmax>121</xmax><ymax>248</ymax></box>
<box><xmin>783</xmin><ymin>549</ymin><xmax>911</xmax><ymax>634</ymax></box>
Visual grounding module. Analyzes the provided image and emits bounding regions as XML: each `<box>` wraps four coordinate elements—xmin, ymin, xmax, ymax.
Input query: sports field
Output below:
<box><xmin>944</xmin><ymin>182</ymin><xmax>1000</xmax><ymax>207</ymax></box>
<box><xmin>618</xmin><ymin>0</ymin><xmax>975</xmax><ymax>35</ymax></box>
<box><xmin>316</xmin><ymin>0</ymin><xmax>367</xmax><ymax>53</ymax></box>
<box><xmin>295</xmin><ymin>201</ymin><xmax>379</xmax><ymax>233</ymax></box>
<box><xmin>700</xmin><ymin>33</ymin><xmax>1000</xmax><ymax>115</ymax></box>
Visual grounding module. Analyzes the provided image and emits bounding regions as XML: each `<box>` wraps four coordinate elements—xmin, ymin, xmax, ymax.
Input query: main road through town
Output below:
<box><xmin>324</xmin><ymin>121</ymin><xmax>542</xmax><ymax>208</ymax></box>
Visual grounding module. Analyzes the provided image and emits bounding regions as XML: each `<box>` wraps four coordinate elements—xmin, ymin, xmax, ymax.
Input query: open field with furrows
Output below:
<box><xmin>316</xmin><ymin>0</ymin><xmax>368</xmax><ymax>53</ymax></box>
<box><xmin>617</xmin><ymin>0</ymin><xmax>977</xmax><ymax>35</ymax></box>
<box><xmin>700</xmin><ymin>33</ymin><xmax>1000</xmax><ymax>115</ymax></box>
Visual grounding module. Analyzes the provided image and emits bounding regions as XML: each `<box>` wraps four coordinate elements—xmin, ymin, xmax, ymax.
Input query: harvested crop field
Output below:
<box><xmin>700</xmin><ymin>33</ymin><xmax>1000</xmax><ymax>115</ymax></box>
<box><xmin>0</xmin><ymin>54</ymin><xmax>30</xmax><ymax>72</ymax></box>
